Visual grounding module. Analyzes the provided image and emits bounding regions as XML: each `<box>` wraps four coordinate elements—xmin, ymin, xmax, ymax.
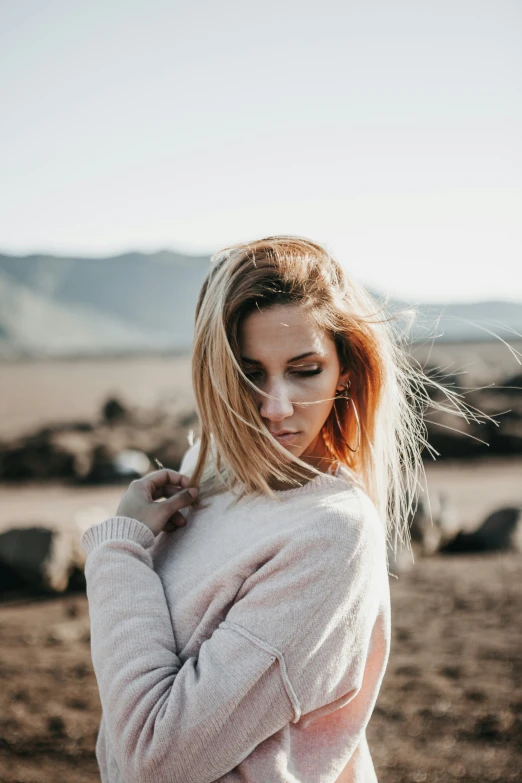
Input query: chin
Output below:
<box><xmin>280</xmin><ymin>444</ymin><xmax>301</xmax><ymax>456</ymax></box>
<box><xmin>277</xmin><ymin>442</ymin><xmax>303</xmax><ymax>458</ymax></box>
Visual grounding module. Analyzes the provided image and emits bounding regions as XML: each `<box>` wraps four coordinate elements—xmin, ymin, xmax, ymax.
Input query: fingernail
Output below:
<box><xmin>188</xmin><ymin>487</ymin><xmax>198</xmax><ymax>498</ymax></box>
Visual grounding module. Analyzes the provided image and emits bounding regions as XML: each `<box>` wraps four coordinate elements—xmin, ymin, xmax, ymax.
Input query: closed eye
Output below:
<box><xmin>243</xmin><ymin>368</ymin><xmax>323</xmax><ymax>380</ymax></box>
<box><xmin>292</xmin><ymin>368</ymin><xmax>323</xmax><ymax>377</ymax></box>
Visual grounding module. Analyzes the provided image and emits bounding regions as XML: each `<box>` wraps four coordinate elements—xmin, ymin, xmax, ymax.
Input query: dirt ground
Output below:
<box><xmin>0</xmin><ymin>552</ymin><xmax>520</xmax><ymax>783</ymax></box>
<box><xmin>0</xmin><ymin>355</ymin><xmax>194</xmax><ymax>441</ymax></box>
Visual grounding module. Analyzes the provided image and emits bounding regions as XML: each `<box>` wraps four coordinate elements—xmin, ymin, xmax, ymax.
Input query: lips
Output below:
<box><xmin>271</xmin><ymin>431</ymin><xmax>300</xmax><ymax>442</ymax></box>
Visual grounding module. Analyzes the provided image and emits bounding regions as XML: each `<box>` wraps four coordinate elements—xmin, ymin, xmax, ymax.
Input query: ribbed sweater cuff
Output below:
<box><xmin>80</xmin><ymin>516</ymin><xmax>156</xmax><ymax>556</ymax></box>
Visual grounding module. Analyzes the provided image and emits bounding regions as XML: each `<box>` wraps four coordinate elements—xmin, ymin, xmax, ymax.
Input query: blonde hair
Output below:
<box><xmin>186</xmin><ymin>235</ymin><xmax>489</xmax><ymax>553</ymax></box>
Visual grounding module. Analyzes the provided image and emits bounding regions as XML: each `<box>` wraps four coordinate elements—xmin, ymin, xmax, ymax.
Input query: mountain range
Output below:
<box><xmin>0</xmin><ymin>250</ymin><xmax>520</xmax><ymax>358</ymax></box>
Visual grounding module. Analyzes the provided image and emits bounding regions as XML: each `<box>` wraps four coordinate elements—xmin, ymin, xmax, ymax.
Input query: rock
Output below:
<box><xmin>0</xmin><ymin>431</ymin><xmax>77</xmax><ymax>481</ymax></box>
<box><xmin>0</xmin><ymin>401</ymin><xmax>198</xmax><ymax>483</ymax></box>
<box><xmin>82</xmin><ymin>445</ymin><xmax>151</xmax><ymax>483</ymax></box>
<box><xmin>409</xmin><ymin>492</ymin><xmax>461</xmax><ymax>555</ymax></box>
<box><xmin>102</xmin><ymin>396</ymin><xmax>128</xmax><ymax>424</ymax></box>
<box><xmin>441</xmin><ymin>506</ymin><xmax>522</xmax><ymax>553</ymax></box>
<box><xmin>0</xmin><ymin>506</ymin><xmax>110</xmax><ymax>594</ymax></box>
<box><xmin>0</xmin><ymin>527</ymin><xmax>55</xmax><ymax>591</ymax></box>
<box><xmin>112</xmin><ymin>449</ymin><xmax>151</xmax><ymax>478</ymax></box>
<box><xmin>82</xmin><ymin>443</ymin><xmax>122</xmax><ymax>483</ymax></box>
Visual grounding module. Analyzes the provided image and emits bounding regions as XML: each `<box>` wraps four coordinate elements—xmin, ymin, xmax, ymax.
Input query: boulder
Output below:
<box><xmin>410</xmin><ymin>492</ymin><xmax>461</xmax><ymax>555</ymax></box>
<box><xmin>441</xmin><ymin>506</ymin><xmax>522</xmax><ymax>553</ymax></box>
<box><xmin>0</xmin><ymin>505</ymin><xmax>109</xmax><ymax>595</ymax></box>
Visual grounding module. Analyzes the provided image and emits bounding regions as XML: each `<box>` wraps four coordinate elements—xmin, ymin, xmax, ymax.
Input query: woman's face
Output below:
<box><xmin>238</xmin><ymin>303</ymin><xmax>351</xmax><ymax>465</ymax></box>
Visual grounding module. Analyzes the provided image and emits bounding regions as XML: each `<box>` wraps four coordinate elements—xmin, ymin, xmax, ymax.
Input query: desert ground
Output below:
<box><xmin>0</xmin><ymin>550</ymin><xmax>519</xmax><ymax>783</ymax></box>
<box><xmin>0</xmin><ymin>349</ymin><xmax>521</xmax><ymax>782</ymax></box>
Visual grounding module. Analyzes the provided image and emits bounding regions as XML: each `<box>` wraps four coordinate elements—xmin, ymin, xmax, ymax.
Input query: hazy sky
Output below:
<box><xmin>1</xmin><ymin>1</ymin><xmax>521</xmax><ymax>302</ymax></box>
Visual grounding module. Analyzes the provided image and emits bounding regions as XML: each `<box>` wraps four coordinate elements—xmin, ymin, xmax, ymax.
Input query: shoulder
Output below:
<box><xmin>313</xmin><ymin>475</ymin><xmax>385</xmax><ymax>542</ymax></box>
<box><xmin>292</xmin><ymin>480</ymin><xmax>387</xmax><ymax>573</ymax></box>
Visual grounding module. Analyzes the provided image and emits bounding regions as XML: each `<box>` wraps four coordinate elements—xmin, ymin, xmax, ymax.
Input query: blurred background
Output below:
<box><xmin>1</xmin><ymin>2</ymin><xmax>521</xmax><ymax>781</ymax></box>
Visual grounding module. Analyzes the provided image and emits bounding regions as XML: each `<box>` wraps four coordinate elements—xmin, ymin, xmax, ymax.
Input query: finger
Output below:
<box><xmin>155</xmin><ymin>480</ymin><xmax>194</xmax><ymax>501</ymax></box>
<box><xmin>144</xmin><ymin>469</ymin><xmax>186</xmax><ymax>498</ymax></box>
<box><xmin>150</xmin><ymin>468</ymin><xmax>185</xmax><ymax>487</ymax></box>
<box><xmin>170</xmin><ymin>511</ymin><xmax>187</xmax><ymax>526</ymax></box>
<box><xmin>164</xmin><ymin>511</ymin><xmax>186</xmax><ymax>532</ymax></box>
<box><xmin>160</xmin><ymin>484</ymin><xmax>184</xmax><ymax>499</ymax></box>
<box><xmin>166</xmin><ymin>486</ymin><xmax>198</xmax><ymax>513</ymax></box>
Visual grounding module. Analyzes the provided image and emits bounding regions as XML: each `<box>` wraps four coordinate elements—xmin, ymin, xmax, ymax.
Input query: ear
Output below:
<box><xmin>336</xmin><ymin>367</ymin><xmax>352</xmax><ymax>392</ymax></box>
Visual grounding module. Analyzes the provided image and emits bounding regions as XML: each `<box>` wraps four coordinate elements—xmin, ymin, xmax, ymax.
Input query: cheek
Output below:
<box><xmin>295</xmin><ymin>376</ymin><xmax>337</xmax><ymax>420</ymax></box>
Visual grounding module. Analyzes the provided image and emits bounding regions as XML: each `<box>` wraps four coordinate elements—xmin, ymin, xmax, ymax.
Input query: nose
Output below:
<box><xmin>258</xmin><ymin>378</ymin><xmax>294</xmax><ymax>423</ymax></box>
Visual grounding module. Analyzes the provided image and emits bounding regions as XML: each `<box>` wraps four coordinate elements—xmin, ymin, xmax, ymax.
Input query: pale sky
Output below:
<box><xmin>1</xmin><ymin>0</ymin><xmax>521</xmax><ymax>302</ymax></box>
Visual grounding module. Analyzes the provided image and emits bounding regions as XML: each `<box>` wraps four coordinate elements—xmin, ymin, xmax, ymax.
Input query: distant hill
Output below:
<box><xmin>0</xmin><ymin>270</ymin><xmax>176</xmax><ymax>358</ymax></box>
<box><xmin>388</xmin><ymin>297</ymin><xmax>522</xmax><ymax>344</ymax></box>
<box><xmin>0</xmin><ymin>250</ymin><xmax>520</xmax><ymax>358</ymax></box>
<box><xmin>0</xmin><ymin>250</ymin><xmax>209</xmax><ymax>358</ymax></box>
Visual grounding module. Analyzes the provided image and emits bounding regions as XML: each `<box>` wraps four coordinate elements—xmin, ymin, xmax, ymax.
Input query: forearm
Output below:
<box><xmin>83</xmin><ymin>518</ymin><xmax>183</xmax><ymax>777</ymax></box>
<box><xmin>82</xmin><ymin>516</ymin><xmax>293</xmax><ymax>783</ymax></box>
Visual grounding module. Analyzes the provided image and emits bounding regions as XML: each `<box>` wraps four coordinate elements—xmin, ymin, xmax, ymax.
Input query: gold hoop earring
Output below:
<box><xmin>333</xmin><ymin>381</ymin><xmax>361</xmax><ymax>453</ymax></box>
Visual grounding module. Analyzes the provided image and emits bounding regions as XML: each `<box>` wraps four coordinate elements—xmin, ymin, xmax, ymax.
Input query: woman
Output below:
<box><xmin>80</xmin><ymin>236</ymin><xmax>432</xmax><ymax>782</ymax></box>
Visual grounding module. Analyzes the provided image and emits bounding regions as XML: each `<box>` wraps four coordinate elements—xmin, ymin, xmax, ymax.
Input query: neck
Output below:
<box><xmin>267</xmin><ymin>433</ymin><xmax>338</xmax><ymax>491</ymax></box>
<box><xmin>302</xmin><ymin>431</ymin><xmax>338</xmax><ymax>471</ymax></box>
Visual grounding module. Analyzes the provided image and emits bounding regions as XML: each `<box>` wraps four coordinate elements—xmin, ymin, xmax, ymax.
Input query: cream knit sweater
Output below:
<box><xmin>81</xmin><ymin>447</ymin><xmax>391</xmax><ymax>783</ymax></box>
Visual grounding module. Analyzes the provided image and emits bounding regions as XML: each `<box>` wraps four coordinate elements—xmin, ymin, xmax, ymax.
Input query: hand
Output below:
<box><xmin>115</xmin><ymin>469</ymin><xmax>198</xmax><ymax>537</ymax></box>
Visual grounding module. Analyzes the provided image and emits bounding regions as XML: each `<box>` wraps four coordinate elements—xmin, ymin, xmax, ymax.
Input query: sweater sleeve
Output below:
<box><xmin>80</xmin><ymin>493</ymin><xmax>388</xmax><ymax>783</ymax></box>
<box><xmin>222</xmin><ymin>492</ymin><xmax>389</xmax><ymax>719</ymax></box>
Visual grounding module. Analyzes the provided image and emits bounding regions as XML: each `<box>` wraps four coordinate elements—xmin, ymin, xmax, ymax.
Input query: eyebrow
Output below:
<box><xmin>240</xmin><ymin>351</ymin><xmax>323</xmax><ymax>365</ymax></box>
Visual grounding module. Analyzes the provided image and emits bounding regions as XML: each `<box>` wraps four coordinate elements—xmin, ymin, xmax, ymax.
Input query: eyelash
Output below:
<box><xmin>244</xmin><ymin>368</ymin><xmax>323</xmax><ymax>380</ymax></box>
